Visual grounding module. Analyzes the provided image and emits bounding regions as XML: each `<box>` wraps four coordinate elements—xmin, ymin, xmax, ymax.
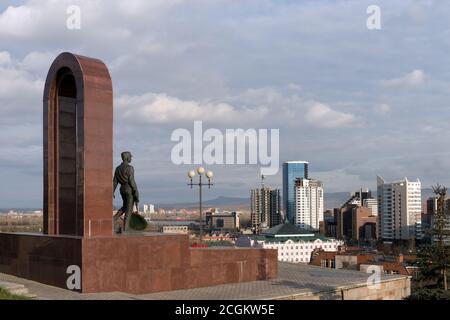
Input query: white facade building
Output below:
<box><xmin>143</xmin><ymin>204</ymin><xmax>155</xmax><ymax>214</ymax></box>
<box><xmin>294</xmin><ymin>178</ymin><xmax>324</xmax><ymax>230</ymax></box>
<box><xmin>263</xmin><ymin>238</ymin><xmax>342</xmax><ymax>263</ymax></box>
<box><xmin>377</xmin><ymin>176</ymin><xmax>422</xmax><ymax>240</ymax></box>
<box><xmin>236</xmin><ymin>224</ymin><xmax>342</xmax><ymax>264</ymax></box>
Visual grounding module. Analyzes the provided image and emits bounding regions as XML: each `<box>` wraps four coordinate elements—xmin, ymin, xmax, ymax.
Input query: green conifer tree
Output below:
<box><xmin>417</xmin><ymin>184</ymin><xmax>450</xmax><ymax>290</ymax></box>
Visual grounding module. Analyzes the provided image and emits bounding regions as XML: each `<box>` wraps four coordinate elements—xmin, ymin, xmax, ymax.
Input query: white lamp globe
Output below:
<box><xmin>206</xmin><ymin>171</ymin><xmax>213</xmax><ymax>178</ymax></box>
<box><xmin>188</xmin><ymin>170</ymin><xmax>196</xmax><ymax>178</ymax></box>
<box><xmin>197</xmin><ymin>167</ymin><xmax>205</xmax><ymax>175</ymax></box>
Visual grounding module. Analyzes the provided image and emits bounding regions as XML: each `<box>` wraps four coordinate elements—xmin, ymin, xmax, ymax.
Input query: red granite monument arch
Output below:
<box><xmin>43</xmin><ymin>53</ymin><xmax>113</xmax><ymax>237</ymax></box>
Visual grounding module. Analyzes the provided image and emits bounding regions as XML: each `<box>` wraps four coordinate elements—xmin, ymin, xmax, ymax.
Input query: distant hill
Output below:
<box><xmin>157</xmin><ymin>193</ymin><xmax>353</xmax><ymax>210</ymax></box>
<box><xmin>323</xmin><ymin>192</ymin><xmax>353</xmax><ymax>210</ymax></box>
<box><xmin>2</xmin><ymin>188</ymin><xmax>436</xmax><ymax>212</ymax></box>
<box><xmin>156</xmin><ymin>188</ymin><xmax>437</xmax><ymax>211</ymax></box>
<box><xmin>204</xmin><ymin>196</ymin><xmax>250</xmax><ymax>207</ymax></box>
<box><xmin>156</xmin><ymin>196</ymin><xmax>249</xmax><ymax>210</ymax></box>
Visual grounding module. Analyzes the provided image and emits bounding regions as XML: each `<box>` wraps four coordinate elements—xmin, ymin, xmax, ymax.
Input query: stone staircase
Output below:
<box><xmin>0</xmin><ymin>281</ymin><xmax>36</xmax><ymax>299</ymax></box>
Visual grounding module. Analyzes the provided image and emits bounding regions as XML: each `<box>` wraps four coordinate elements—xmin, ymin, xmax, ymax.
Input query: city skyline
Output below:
<box><xmin>0</xmin><ymin>172</ymin><xmax>436</xmax><ymax>212</ymax></box>
<box><xmin>2</xmin><ymin>0</ymin><xmax>450</xmax><ymax>207</ymax></box>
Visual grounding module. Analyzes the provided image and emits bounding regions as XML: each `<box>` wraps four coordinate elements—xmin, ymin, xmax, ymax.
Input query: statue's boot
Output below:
<box><xmin>123</xmin><ymin>212</ymin><xmax>131</xmax><ymax>233</ymax></box>
<box><xmin>113</xmin><ymin>210</ymin><xmax>124</xmax><ymax>234</ymax></box>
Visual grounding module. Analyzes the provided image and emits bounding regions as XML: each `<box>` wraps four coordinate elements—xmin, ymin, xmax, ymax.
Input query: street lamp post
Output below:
<box><xmin>188</xmin><ymin>167</ymin><xmax>213</xmax><ymax>243</ymax></box>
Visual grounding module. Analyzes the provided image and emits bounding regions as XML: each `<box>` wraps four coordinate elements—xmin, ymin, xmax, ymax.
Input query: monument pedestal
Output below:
<box><xmin>0</xmin><ymin>232</ymin><xmax>277</xmax><ymax>294</ymax></box>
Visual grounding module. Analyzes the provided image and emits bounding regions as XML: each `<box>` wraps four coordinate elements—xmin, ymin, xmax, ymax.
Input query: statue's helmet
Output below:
<box><xmin>121</xmin><ymin>151</ymin><xmax>132</xmax><ymax>162</ymax></box>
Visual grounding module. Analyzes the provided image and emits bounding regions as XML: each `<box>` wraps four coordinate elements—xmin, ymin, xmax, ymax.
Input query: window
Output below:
<box><xmin>216</xmin><ymin>219</ymin><xmax>224</xmax><ymax>228</ymax></box>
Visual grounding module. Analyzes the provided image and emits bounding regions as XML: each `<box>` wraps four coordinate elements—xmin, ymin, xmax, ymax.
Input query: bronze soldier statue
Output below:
<box><xmin>113</xmin><ymin>151</ymin><xmax>139</xmax><ymax>232</ymax></box>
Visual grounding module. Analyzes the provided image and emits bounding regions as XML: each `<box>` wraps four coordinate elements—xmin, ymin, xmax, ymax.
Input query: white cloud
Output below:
<box><xmin>20</xmin><ymin>51</ymin><xmax>55</xmax><ymax>73</ymax></box>
<box><xmin>286</xmin><ymin>83</ymin><xmax>302</xmax><ymax>91</ymax></box>
<box><xmin>0</xmin><ymin>51</ymin><xmax>43</xmax><ymax>100</ymax></box>
<box><xmin>408</xmin><ymin>3</ymin><xmax>431</xmax><ymax>23</ymax></box>
<box><xmin>0</xmin><ymin>0</ymin><xmax>187</xmax><ymax>41</ymax></box>
<box><xmin>305</xmin><ymin>103</ymin><xmax>358</xmax><ymax>128</ymax></box>
<box><xmin>0</xmin><ymin>51</ymin><xmax>12</xmax><ymax>65</ymax></box>
<box><xmin>0</xmin><ymin>51</ymin><xmax>45</xmax><ymax>126</ymax></box>
<box><xmin>116</xmin><ymin>87</ymin><xmax>359</xmax><ymax>129</ymax></box>
<box><xmin>115</xmin><ymin>0</ymin><xmax>184</xmax><ymax>16</ymax></box>
<box><xmin>373</xmin><ymin>103</ymin><xmax>391</xmax><ymax>115</ymax></box>
<box><xmin>0</xmin><ymin>0</ymin><xmax>450</xmax><ymax>206</ymax></box>
<box><xmin>382</xmin><ymin>69</ymin><xmax>425</xmax><ymax>87</ymax></box>
<box><xmin>420</xmin><ymin>125</ymin><xmax>439</xmax><ymax>133</ymax></box>
<box><xmin>0</xmin><ymin>4</ymin><xmax>38</xmax><ymax>37</ymax></box>
<box><xmin>116</xmin><ymin>93</ymin><xmax>269</xmax><ymax>125</ymax></box>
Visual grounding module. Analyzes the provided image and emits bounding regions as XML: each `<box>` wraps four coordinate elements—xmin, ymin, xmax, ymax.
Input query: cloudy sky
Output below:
<box><xmin>1</xmin><ymin>0</ymin><xmax>449</xmax><ymax>208</ymax></box>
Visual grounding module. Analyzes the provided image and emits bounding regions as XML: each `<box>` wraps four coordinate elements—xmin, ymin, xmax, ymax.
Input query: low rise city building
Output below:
<box><xmin>424</xmin><ymin>196</ymin><xmax>450</xmax><ymax>244</ymax></box>
<box><xmin>162</xmin><ymin>225</ymin><xmax>189</xmax><ymax>234</ymax></box>
<box><xmin>310</xmin><ymin>249</ymin><xmax>418</xmax><ymax>277</ymax></box>
<box><xmin>205</xmin><ymin>211</ymin><xmax>239</xmax><ymax>232</ymax></box>
<box><xmin>336</xmin><ymin>205</ymin><xmax>377</xmax><ymax>242</ymax></box>
<box><xmin>321</xmin><ymin>214</ymin><xmax>337</xmax><ymax>238</ymax></box>
<box><xmin>236</xmin><ymin>223</ymin><xmax>343</xmax><ymax>263</ymax></box>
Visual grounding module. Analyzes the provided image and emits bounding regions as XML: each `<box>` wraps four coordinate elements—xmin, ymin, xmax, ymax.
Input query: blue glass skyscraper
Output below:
<box><xmin>282</xmin><ymin>161</ymin><xmax>309</xmax><ymax>223</ymax></box>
